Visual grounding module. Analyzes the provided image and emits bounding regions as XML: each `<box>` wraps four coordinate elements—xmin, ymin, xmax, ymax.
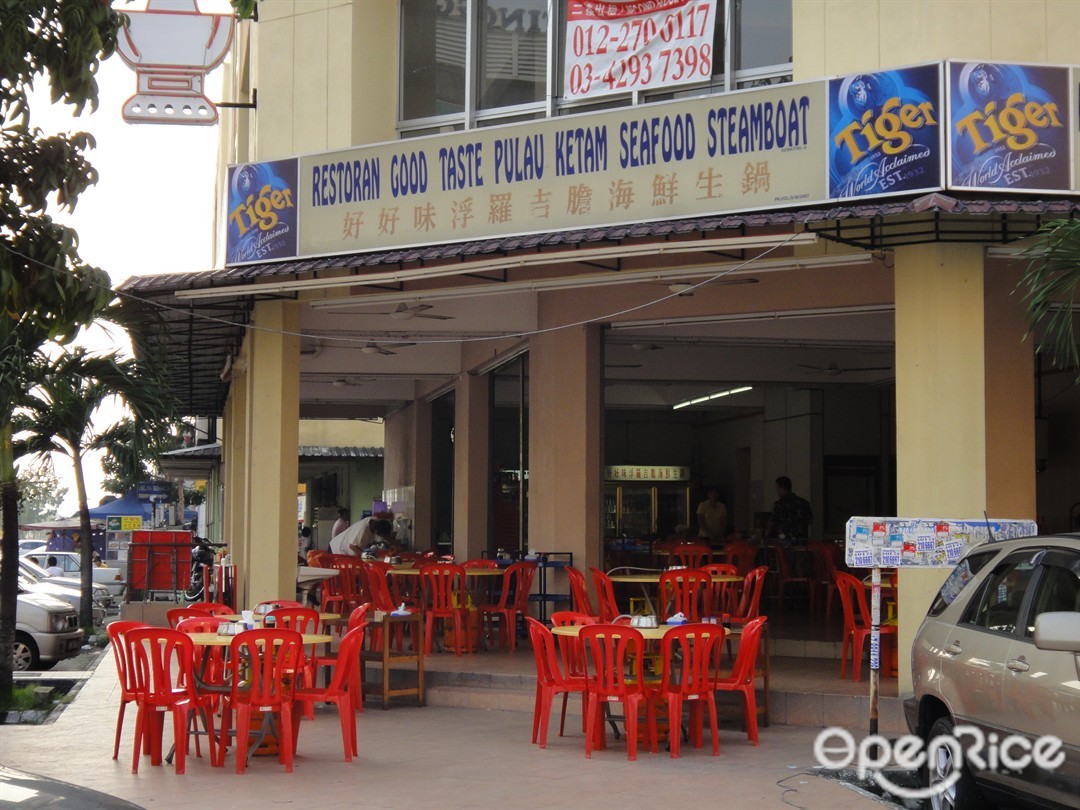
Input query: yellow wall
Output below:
<box><xmin>794</xmin><ymin>1</ymin><xmax>1080</xmax><ymax>79</ymax></box>
<box><xmin>299</xmin><ymin>419</ymin><xmax>383</xmax><ymax>447</ymax></box>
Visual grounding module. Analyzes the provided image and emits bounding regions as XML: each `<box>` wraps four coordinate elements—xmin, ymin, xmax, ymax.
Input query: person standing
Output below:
<box><xmin>695</xmin><ymin>486</ymin><xmax>728</xmax><ymax>544</ymax></box>
<box><xmin>331</xmin><ymin>507</ymin><xmax>350</xmax><ymax>538</ymax></box>
<box><xmin>767</xmin><ymin>476</ymin><xmax>813</xmax><ymax>545</ymax></box>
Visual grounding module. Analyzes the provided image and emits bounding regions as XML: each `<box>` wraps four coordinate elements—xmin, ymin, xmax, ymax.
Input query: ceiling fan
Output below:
<box><xmin>799</xmin><ymin>361</ymin><xmax>892</xmax><ymax>376</ymax></box>
<box><xmin>360</xmin><ymin>341</ymin><xmax>407</xmax><ymax>356</ymax></box>
<box><xmin>364</xmin><ymin>303</ymin><xmax>453</xmax><ymax>321</ymax></box>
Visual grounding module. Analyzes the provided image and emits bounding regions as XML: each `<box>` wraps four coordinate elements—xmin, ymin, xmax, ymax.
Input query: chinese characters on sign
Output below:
<box><xmin>605</xmin><ymin>465</ymin><xmax>691</xmax><ymax>481</ymax></box>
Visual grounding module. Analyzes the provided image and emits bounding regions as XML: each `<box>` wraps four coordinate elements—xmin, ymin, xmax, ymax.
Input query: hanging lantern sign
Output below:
<box><xmin>115</xmin><ymin>0</ymin><xmax>235</xmax><ymax>125</ymax></box>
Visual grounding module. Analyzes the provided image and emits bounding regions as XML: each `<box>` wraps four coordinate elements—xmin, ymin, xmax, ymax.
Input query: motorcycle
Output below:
<box><xmin>184</xmin><ymin>536</ymin><xmax>227</xmax><ymax>602</ymax></box>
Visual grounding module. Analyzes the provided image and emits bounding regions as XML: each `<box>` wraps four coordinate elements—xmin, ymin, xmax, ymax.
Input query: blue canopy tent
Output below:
<box><xmin>87</xmin><ymin>491</ymin><xmax>154</xmax><ymax>522</ymax></box>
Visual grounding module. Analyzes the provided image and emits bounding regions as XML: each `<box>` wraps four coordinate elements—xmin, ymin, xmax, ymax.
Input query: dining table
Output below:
<box><xmin>607</xmin><ymin>570</ymin><xmax>742</xmax><ymax>616</ymax></box>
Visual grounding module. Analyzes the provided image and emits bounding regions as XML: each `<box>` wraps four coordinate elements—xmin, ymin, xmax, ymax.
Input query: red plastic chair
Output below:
<box><xmin>127</xmin><ymin>626</ymin><xmax>218</xmax><ymax>774</ymax></box>
<box><xmin>834</xmin><ymin>572</ymin><xmax>899</xmax><ymax>681</ymax></box>
<box><xmin>659</xmin><ymin>624</ymin><xmax>726</xmax><ymax>757</ymax></box>
<box><xmin>166</xmin><ymin>607</ymin><xmax>211</xmax><ymax>629</ymax></box>
<box><xmin>548</xmin><ymin>612</ymin><xmax>598</xmax><ymax>738</ymax></box>
<box><xmin>658</xmin><ymin>568</ymin><xmax>712</xmax><ymax>622</ymax></box>
<box><xmin>712</xmin><ymin>616</ymin><xmax>768</xmax><ymax>745</ymax></box>
<box><xmin>219</xmin><ymin>629</ymin><xmax>304</xmax><ymax>774</ymax></box>
<box><xmin>266</xmin><ymin>607</ymin><xmax>321</xmax><ymax>717</ymax></box>
<box><xmin>807</xmin><ymin>541</ymin><xmax>840</xmax><ymax>620</ymax></box>
<box><xmin>311</xmin><ymin>603</ymin><xmax>371</xmax><ymax>714</ymax></box>
<box><xmin>186</xmin><ymin>602</ymin><xmax>235</xmax><ymax>617</ymax></box>
<box><xmin>589</xmin><ymin>568</ymin><xmax>620</xmax><ymax>623</ymax></box>
<box><xmin>726</xmin><ymin>542</ymin><xmax>760</xmax><ymax>577</ymax></box>
<box><xmin>419</xmin><ymin>563</ymin><xmax>470</xmax><ymax>655</ymax></box>
<box><xmin>362</xmin><ymin>563</ymin><xmax>408</xmax><ymax>652</ymax></box>
<box><xmin>701</xmin><ymin>563</ymin><xmax>739</xmax><ymax>616</ymax></box>
<box><xmin>292</xmin><ymin>624</ymin><xmax>368</xmax><ymax>762</ymax></box>
<box><xmin>565</xmin><ymin>567</ymin><xmax>595</xmax><ymax>617</ymax></box>
<box><xmin>480</xmin><ymin>561</ymin><xmax>537</xmax><ymax>652</ymax></box>
<box><xmin>525</xmin><ymin>616</ymin><xmax>593</xmax><ymax>749</ymax></box>
<box><xmin>670</xmin><ymin>543</ymin><xmax>712</xmax><ymax>569</ymax></box>
<box><xmin>461</xmin><ymin>559</ymin><xmax>500</xmax><ymax>569</ymax></box>
<box><xmin>725</xmin><ymin>566</ymin><xmax>768</xmax><ymax>659</ymax></box>
<box><xmin>174</xmin><ymin>616</ymin><xmax>233</xmax><ymax>694</ymax></box>
<box><xmin>580</xmin><ymin>624</ymin><xmax>657</xmax><ymax>760</ymax></box>
<box><xmin>106</xmin><ymin>620</ymin><xmax>148</xmax><ymax>761</ymax></box>
<box><xmin>773</xmin><ymin>542</ymin><xmax>812</xmax><ymax>610</ymax></box>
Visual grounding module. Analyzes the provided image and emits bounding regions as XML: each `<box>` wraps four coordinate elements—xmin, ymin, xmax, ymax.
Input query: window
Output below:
<box><xmin>1023</xmin><ymin>554</ymin><xmax>1080</xmax><ymax>637</ymax></box>
<box><xmin>961</xmin><ymin>557</ymin><xmax>1037</xmax><ymax>635</ymax></box>
<box><xmin>399</xmin><ymin>0</ymin><xmax>792</xmax><ymax>132</ymax></box>
<box><xmin>927</xmin><ymin>549</ymin><xmax>996</xmax><ymax>616</ymax></box>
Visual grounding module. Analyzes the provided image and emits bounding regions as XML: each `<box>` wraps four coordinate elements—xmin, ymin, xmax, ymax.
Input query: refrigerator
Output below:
<box><xmin>603</xmin><ymin>465</ymin><xmax>691</xmax><ymax>539</ymax></box>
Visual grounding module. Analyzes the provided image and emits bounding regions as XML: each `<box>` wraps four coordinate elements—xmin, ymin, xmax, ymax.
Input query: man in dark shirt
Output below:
<box><xmin>768</xmin><ymin>476</ymin><xmax>812</xmax><ymax>545</ymax></box>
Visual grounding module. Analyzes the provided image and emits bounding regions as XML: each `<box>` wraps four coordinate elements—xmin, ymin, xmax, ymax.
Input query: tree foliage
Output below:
<box><xmin>1</xmin><ymin>0</ymin><xmax>126</xmax><ymax>695</ymax></box>
<box><xmin>16</xmin><ymin>459</ymin><xmax>68</xmax><ymax>525</ymax></box>
<box><xmin>1019</xmin><ymin>219</ymin><xmax>1080</xmax><ymax>380</ymax></box>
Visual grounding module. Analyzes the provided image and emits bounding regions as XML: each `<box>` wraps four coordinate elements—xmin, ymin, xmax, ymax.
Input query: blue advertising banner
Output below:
<box><xmin>225</xmin><ymin>158</ymin><xmax>299</xmax><ymax>264</ymax></box>
<box><xmin>949</xmin><ymin>61</ymin><xmax>1071</xmax><ymax>192</ymax></box>
<box><xmin>828</xmin><ymin>63</ymin><xmax>943</xmax><ymax>200</ymax></box>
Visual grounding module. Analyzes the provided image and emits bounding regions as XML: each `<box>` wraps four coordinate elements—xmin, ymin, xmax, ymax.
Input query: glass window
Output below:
<box><xmin>927</xmin><ymin>549</ymin><xmax>997</xmax><ymax>616</ymax></box>
<box><xmin>401</xmin><ymin>0</ymin><xmax>467</xmax><ymax>121</ymax></box>
<box><xmin>1024</xmin><ymin>562</ymin><xmax>1080</xmax><ymax>637</ymax></box>
<box><xmin>734</xmin><ymin>0</ymin><xmax>791</xmax><ymax>72</ymax></box>
<box><xmin>962</xmin><ymin>559</ymin><xmax>1036</xmax><ymax>635</ymax></box>
<box><xmin>477</xmin><ymin>0</ymin><xmax>548</xmax><ymax>110</ymax></box>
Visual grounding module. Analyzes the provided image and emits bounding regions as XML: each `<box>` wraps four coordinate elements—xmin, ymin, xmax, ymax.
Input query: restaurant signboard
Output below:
<box><xmin>224</xmin><ymin>60</ymin><xmax>1078</xmax><ymax>266</ymax></box>
<box><xmin>605</xmin><ymin>465</ymin><xmax>691</xmax><ymax>481</ymax></box>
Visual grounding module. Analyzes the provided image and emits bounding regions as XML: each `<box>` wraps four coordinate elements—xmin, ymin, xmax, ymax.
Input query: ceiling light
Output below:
<box><xmin>672</xmin><ymin>385</ymin><xmax>752</xmax><ymax>410</ymax></box>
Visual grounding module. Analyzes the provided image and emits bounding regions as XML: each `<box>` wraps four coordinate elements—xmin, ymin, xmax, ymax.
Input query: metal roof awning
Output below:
<box><xmin>116</xmin><ymin>193</ymin><xmax>1079</xmax><ymax>419</ymax></box>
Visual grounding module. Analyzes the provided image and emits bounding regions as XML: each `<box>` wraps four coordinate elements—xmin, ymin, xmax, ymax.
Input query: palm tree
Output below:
<box><xmin>14</xmin><ymin>349</ymin><xmax>175</xmax><ymax>628</ymax></box>
<box><xmin>1019</xmin><ymin>219</ymin><xmax>1080</xmax><ymax>380</ymax></box>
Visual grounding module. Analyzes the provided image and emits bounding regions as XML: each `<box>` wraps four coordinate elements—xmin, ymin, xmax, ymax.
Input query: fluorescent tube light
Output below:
<box><xmin>672</xmin><ymin>385</ymin><xmax>753</xmax><ymax>410</ymax></box>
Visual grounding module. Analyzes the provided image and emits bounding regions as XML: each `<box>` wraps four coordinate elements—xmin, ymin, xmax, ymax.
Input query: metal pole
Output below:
<box><xmin>869</xmin><ymin>565</ymin><xmax>881</xmax><ymax>737</ymax></box>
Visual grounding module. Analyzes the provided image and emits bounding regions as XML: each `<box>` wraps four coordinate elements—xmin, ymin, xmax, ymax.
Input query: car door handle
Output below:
<box><xmin>1006</xmin><ymin>657</ymin><xmax>1030</xmax><ymax>673</ymax></box>
<box><xmin>944</xmin><ymin>641</ymin><xmax>962</xmax><ymax>656</ymax></box>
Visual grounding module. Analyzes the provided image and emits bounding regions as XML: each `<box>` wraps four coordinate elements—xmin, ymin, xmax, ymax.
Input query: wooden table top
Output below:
<box><xmin>550</xmin><ymin>623</ymin><xmax>728</xmax><ymax>641</ymax></box>
<box><xmin>608</xmin><ymin>572</ymin><xmax>741</xmax><ymax>584</ymax></box>
<box><xmin>388</xmin><ymin>568</ymin><xmax>503</xmax><ymax>577</ymax></box>
<box><xmin>185</xmin><ymin>631</ymin><xmax>333</xmax><ymax>646</ymax></box>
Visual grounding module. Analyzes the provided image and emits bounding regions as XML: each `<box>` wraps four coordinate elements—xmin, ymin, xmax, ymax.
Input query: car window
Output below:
<box><xmin>928</xmin><ymin>549</ymin><xmax>999</xmax><ymax>616</ymax></box>
<box><xmin>1023</xmin><ymin>560</ymin><xmax>1080</xmax><ymax>638</ymax></box>
<box><xmin>960</xmin><ymin>557</ymin><xmax>1037</xmax><ymax>635</ymax></box>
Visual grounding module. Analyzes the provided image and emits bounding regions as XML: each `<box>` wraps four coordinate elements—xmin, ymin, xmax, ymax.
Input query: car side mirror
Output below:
<box><xmin>1034</xmin><ymin>611</ymin><xmax>1080</xmax><ymax>653</ymax></box>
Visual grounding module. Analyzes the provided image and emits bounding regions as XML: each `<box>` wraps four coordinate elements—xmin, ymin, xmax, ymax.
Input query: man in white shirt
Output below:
<box><xmin>44</xmin><ymin>556</ymin><xmax>65</xmax><ymax>577</ymax></box>
<box><xmin>329</xmin><ymin>516</ymin><xmax>395</xmax><ymax>555</ymax></box>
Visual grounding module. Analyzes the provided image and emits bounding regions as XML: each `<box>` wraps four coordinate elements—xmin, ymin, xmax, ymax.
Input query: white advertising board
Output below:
<box><xmin>845</xmin><ymin>517</ymin><xmax>1038</xmax><ymax>569</ymax></box>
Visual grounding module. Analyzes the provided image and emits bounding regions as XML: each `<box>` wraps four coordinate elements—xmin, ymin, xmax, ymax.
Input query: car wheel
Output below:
<box><xmin>13</xmin><ymin>633</ymin><xmax>40</xmax><ymax>672</ymax></box>
<box><xmin>927</xmin><ymin>715</ymin><xmax>985</xmax><ymax>810</ymax></box>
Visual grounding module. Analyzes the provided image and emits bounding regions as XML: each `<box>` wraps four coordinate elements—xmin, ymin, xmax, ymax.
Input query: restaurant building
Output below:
<box><xmin>119</xmin><ymin>0</ymin><xmax>1080</xmax><ymax>691</ymax></box>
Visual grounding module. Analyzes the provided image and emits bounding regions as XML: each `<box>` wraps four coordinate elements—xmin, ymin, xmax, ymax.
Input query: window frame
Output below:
<box><xmin>397</xmin><ymin>0</ymin><xmax>792</xmax><ymax>136</ymax></box>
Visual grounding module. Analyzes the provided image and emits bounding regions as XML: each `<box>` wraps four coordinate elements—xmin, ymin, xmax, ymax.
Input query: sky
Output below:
<box><xmin>25</xmin><ymin>30</ymin><xmax>226</xmax><ymax>516</ymax></box>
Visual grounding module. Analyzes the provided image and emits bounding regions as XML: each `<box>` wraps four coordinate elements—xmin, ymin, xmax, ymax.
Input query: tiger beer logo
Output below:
<box><xmin>954</xmin><ymin>92</ymin><xmax>1064</xmax><ymax>154</ymax></box>
<box><xmin>834</xmin><ymin>96</ymin><xmax>939</xmax><ymax>164</ymax></box>
<box><xmin>229</xmin><ymin>184</ymin><xmax>295</xmax><ymax>236</ymax></box>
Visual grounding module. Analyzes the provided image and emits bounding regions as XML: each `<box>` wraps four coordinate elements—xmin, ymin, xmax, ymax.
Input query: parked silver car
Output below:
<box><xmin>906</xmin><ymin>533</ymin><xmax>1079</xmax><ymax>810</ymax></box>
<box><xmin>11</xmin><ymin>586</ymin><xmax>84</xmax><ymax>671</ymax></box>
<box><xmin>14</xmin><ymin>557</ymin><xmax>109</xmax><ymax>623</ymax></box>
<box><xmin>24</xmin><ymin>550</ymin><xmax>125</xmax><ymax>598</ymax></box>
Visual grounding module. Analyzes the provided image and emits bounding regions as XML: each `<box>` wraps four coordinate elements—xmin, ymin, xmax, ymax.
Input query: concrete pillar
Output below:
<box><xmin>242</xmin><ymin>300</ymin><xmax>301</xmax><ymax>605</ymax></box>
<box><xmin>454</xmin><ymin>373</ymin><xmax>490</xmax><ymax>561</ymax></box>
<box><xmin>528</xmin><ymin>324</ymin><xmax>603</xmax><ymax>573</ymax></box>
<box><xmin>894</xmin><ymin>243</ymin><xmax>1035</xmax><ymax>692</ymax></box>
<box><xmin>222</xmin><ymin>351</ymin><xmax>250</xmax><ymax>606</ymax></box>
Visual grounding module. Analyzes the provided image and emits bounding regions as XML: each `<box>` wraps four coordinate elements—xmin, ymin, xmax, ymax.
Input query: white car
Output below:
<box><xmin>14</xmin><ymin>557</ymin><xmax>109</xmax><ymax>622</ymax></box>
<box><xmin>906</xmin><ymin>532</ymin><xmax>1080</xmax><ymax>810</ymax></box>
<box><xmin>12</xmin><ymin>586</ymin><xmax>84</xmax><ymax>671</ymax></box>
<box><xmin>24</xmin><ymin>550</ymin><xmax>125</xmax><ymax>598</ymax></box>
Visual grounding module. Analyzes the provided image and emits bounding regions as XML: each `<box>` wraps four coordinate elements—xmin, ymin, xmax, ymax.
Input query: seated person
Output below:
<box><xmin>44</xmin><ymin>556</ymin><xmax>64</xmax><ymax>577</ymax></box>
